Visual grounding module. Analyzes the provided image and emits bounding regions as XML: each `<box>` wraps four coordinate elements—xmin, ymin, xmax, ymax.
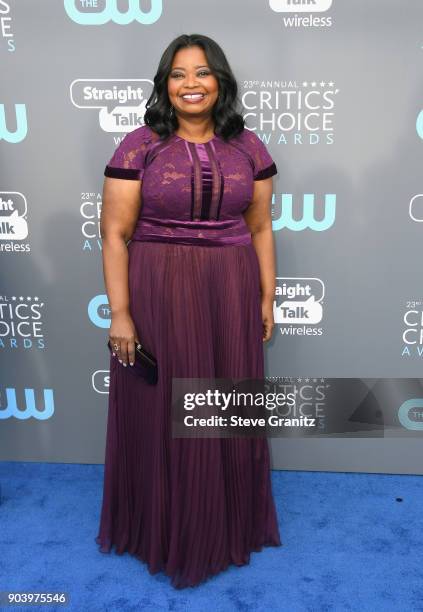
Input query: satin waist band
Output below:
<box><xmin>130</xmin><ymin>217</ymin><xmax>252</xmax><ymax>247</ymax></box>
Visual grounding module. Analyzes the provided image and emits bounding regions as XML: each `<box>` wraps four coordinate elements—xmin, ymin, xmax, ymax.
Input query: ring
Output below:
<box><xmin>113</xmin><ymin>343</ymin><xmax>119</xmax><ymax>351</ymax></box>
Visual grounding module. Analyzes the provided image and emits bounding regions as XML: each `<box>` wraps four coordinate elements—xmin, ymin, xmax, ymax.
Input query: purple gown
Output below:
<box><xmin>95</xmin><ymin>124</ymin><xmax>282</xmax><ymax>589</ymax></box>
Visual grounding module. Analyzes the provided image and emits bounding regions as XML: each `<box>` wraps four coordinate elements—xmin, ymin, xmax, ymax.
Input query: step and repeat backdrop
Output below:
<box><xmin>1</xmin><ymin>0</ymin><xmax>423</xmax><ymax>472</ymax></box>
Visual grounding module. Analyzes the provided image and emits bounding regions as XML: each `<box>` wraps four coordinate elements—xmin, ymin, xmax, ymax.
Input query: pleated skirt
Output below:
<box><xmin>95</xmin><ymin>240</ymin><xmax>282</xmax><ymax>589</ymax></box>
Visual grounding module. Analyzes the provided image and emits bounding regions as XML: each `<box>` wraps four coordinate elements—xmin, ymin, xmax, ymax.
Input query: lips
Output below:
<box><xmin>181</xmin><ymin>93</ymin><xmax>206</xmax><ymax>101</ymax></box>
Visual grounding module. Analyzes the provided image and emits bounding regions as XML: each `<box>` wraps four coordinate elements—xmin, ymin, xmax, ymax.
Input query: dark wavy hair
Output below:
<box><xmin>143</xmin><ymin>33</ymin><xmax>245</xmax><ymax>142</ymax></box>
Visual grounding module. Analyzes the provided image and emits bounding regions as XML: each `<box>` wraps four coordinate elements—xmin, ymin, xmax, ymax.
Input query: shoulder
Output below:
<box><xmin>120</xmin><ymin>124</ymin><xmax>158</xmax><ymax>147</ymax></box>
<box><xmin>104</xmin><ymin>125</ymin><xmax>159</xmax><ymax>178</ymax></box>
<box><xmin>228</xmin><ymin>128</ymin><xmax>278</xmax><ymax>180</ymax></box>
<box><xmin>230</xmin><ymin>128</ymin><xmax>267</xmax><ymax>149</ymax></box>
<box><xmin>228</xmin><ymin>128</ymin><xmax>273</xmax><ymax>160</ymax></box>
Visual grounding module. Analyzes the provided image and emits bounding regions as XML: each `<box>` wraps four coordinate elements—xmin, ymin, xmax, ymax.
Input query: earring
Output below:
<box><xmin>169</xmin><ymin>105</ymin><xmax>174</xmax><ymax>117</ymax></box>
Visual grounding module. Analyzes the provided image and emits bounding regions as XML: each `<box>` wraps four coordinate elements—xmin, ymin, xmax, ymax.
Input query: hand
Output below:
<box><xmin>109</xmin><ymin>311</ymin><xmax>139</xmax><ymax>367</ymax></box>
<box><xmin>261</xmin><ymin>297</ymin><xmax>275</xmax><ymax>342</ymax></box>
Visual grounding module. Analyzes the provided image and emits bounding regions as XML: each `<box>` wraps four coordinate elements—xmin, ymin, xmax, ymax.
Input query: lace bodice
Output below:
<box><xmin>104</xmin><ymin>125</ymin><xmax>277</xmax><ymax>246</ymax></box>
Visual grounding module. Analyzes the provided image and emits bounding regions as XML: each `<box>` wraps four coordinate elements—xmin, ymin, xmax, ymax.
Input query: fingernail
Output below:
<box><xmin>119</xmin><ymin>359</ymin><xmax>122</xmax><ymax>363</ymax></box>
<box><xmin>123</xmin><ymin>363</ymin><xmax>127</xmax><ymax>367</ymax></box>
<box><xmin>112</xmin><ymin>352</ymin><xmax>115</xmax><ymax>356</ymax></box>
<box><xmin>130</xmin><ymin>362</ymin><xmax>134</xmax><ymax>366</ymax></box>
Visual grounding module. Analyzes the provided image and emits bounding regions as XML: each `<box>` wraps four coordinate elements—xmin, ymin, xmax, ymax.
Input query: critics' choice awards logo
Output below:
<box><xmin>243</xmin><ymin>81</ymin><xmax>339</xmax><ymax>145</ymax></box>
<box><xmin>272</xmin><ymin>193</ymin><xmax>336</xmax><ymax>231</ymax></box>
<box><xmin>0</xmin><ymin>192</ymin><xmax>31</xmax><ymax>253</ymax></box>
<box><xmin>0</xmin><ymin>1</ymin><xmax>16</xmax><ymax>52</ymax></box>
<box><xmin>70</xmin><ymin>79</ymin><xmax>153</xmax><ymax>132</ymax></box>
<box><xmin>64</xmin><ymin>0</ymin><xmax>162</xmax><ymax>25</ymax></box>
<box><xmin>0</xmin><ymin>296</ymin><xmax>45</xmax><ymax>349</ymax></box>
<box><xmin>80</xmin><ymin>192</ymin><xmax>102</xmax><ymax>252</ymax></box>
<box><xmin>402</xmin><ymin>300</ymin><xmax>423</xmax><ymax>359</ymax></box>
<box><xmin>0</xmin><ymin>387</ymin><xmax>54</xmax><ymax>420</ymax></box>
<box><xmin>0</xmin><ymin>103</ymin><xmax>27</xmax><ymax>142</ymax></box>
<box><xmin>273</xmin><ymin>277</ymin><xmax>324</xmax><ymax>336</ymax></box>
<box><xmin>269</xmin><ymin>0</ymin><xmax>333</xmax><ymax>27</ymax></box>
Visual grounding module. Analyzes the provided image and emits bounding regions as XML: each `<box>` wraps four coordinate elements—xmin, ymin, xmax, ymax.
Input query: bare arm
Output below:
<box><xmin>243</xmin><ymin>177</ymin><xmax>276</xmax><ymax>341</ymax></box>
<box><xmin>100</xmin><ymin>176</ymin><xmax>142</xmax><ymax>365</ymax></box>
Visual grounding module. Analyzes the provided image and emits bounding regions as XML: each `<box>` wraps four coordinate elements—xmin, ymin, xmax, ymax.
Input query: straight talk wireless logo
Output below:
<box><xmin>273</xmin><ymin>277</ymin><xmax>324</xmax><ymax>336</ymax></box>
<box><xmin>0</xmin><ymin>192</ymin><xmax>31</xmax><ymax>253</ymax></box>
<box><xmin>69</xmin><ymin>79</ymin><xmax>153</xmax><ymax>133</ymax></box>
<box><xmin>269</xmin><ymin>0</ymin><xmax>333</xmax><ymax>28</ymax></box>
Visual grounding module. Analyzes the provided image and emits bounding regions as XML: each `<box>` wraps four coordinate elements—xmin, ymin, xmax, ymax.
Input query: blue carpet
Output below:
<box><xmin>0</xmin><ymin>462</ymin><xmax>422</xmax><ymax>612</ymax></box>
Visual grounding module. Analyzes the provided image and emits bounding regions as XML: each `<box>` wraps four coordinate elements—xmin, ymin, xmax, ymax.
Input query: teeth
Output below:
<box><xmin>182</xmin><ymin>94</ymin><xmax>204</xmax><ymax>99</ymax></box>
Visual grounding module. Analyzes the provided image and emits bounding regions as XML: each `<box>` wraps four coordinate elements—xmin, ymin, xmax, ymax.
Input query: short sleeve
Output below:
<box><xmin>242</xmin><ymin>129</ymin><xmax>278</xmax><ymax>181</ymax></box>
<box><xmin>104</xmin><ymin>125</ymin><xmax>152</xmax><ymax>180</ymax></box>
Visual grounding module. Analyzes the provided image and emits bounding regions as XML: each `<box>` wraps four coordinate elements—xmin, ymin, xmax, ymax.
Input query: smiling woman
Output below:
<box><xmin>167</xmin><ymin>50</ymin><xmax>220</xmax><ymax>142</ymax></box>
<box><xmin>95</xmin><ymin>33</ymin><xmax>282</xmax><ymax>590</ymax></box>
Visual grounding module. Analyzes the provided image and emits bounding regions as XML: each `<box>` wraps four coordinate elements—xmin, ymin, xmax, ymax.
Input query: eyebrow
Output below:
<box><xmin>171</xmin><ymin>65</ymin><xmax>210</xmax><ymax>70</ymax></box>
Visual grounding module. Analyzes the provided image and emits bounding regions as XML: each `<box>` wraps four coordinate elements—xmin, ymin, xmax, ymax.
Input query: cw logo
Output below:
<box><xmin>398</xmin><ymin>399</ymin><xmax>423</xmax><ymax>431</ymax></box>
<box><xmin>269</xmin><ymin>0</ymin><xmax>333</xmax><ymax>12</ymax></box>
<box><xmin>88</xmin><ymin>294</ymin><xmax>111</xmax><ymax>328</ymax></box>
<box><xmin>0</xmin><ymin>388</ymin><xmax>54</xmax><ymax>420</ymax></box>
<box><xmin>0</xmin><ymin>104</ymin><xmax>27</xmax><ymax>143</ymax></box>
<box><xmin>272</xmin><ymin>194</ymin><xmax>336</xmax><ymax>231</ymax></box>
<box><xmin>64</xmin><ymin>0</ymin><xmax>162</xmax><ymax>25</ymax></box>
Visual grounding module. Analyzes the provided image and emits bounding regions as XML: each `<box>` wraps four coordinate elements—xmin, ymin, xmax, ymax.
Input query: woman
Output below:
<box><xmin>95</xmin><ymin>33</ymin><xmax>282</xmax><ymax>589</ymax></box>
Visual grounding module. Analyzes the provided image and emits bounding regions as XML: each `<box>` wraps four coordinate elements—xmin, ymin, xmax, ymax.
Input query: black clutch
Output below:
<box><xmin>107</xmin><ymin>339</ymin><xmax>158</xmax><ymax>385</ymax></box>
